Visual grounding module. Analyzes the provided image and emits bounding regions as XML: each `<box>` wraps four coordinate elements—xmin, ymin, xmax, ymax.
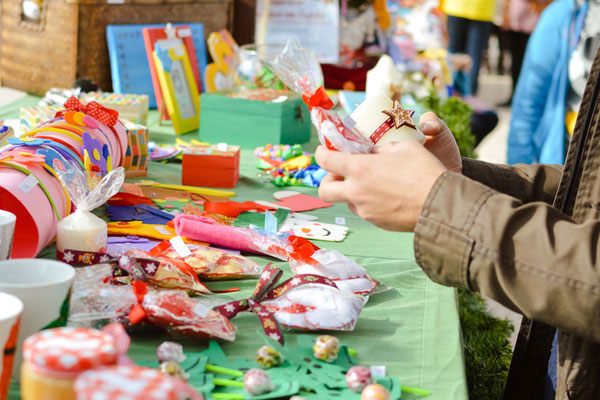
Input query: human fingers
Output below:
<box><xmin>315</xmin><ymin>146</ymin><xmax>365</xmax><ymax>177</ymax></box>
<box><xmin>318</xmin><ymin>176</ymin><xmax>351</xmax><ymax>203</ymax></box>
<box><xmin>418</xmin><ymin>112</ymin><xmax>444</xmax><ymax>136</ymax></box>
<box><xmin>372</xmin><ymin>141</ymin><xmax>412</xmax><ymax>155</ymax></box>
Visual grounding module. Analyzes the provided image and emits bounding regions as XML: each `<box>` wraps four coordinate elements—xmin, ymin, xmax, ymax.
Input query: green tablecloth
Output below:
<box><xmin>3</xmin><ymin>96</ymin><xmax>467</xmax><ymax>399</ymax></box>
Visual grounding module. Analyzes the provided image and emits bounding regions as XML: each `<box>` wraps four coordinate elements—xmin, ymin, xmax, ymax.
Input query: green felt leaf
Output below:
<box><xmin>212</xmin><ymin>379</ymin><xmax>300</xmax><ymax>399</ymax></box>
<box><xmin>232</xmin><ymin>208</ymin><xmax>290</xmax><ymax>230</ymax></box>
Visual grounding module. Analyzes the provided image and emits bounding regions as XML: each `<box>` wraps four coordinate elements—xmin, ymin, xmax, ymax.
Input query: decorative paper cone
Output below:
<box><xmin>0</xmin><ymin>165</ymin><xmax>58</xmax><ymax>258</ymax></box>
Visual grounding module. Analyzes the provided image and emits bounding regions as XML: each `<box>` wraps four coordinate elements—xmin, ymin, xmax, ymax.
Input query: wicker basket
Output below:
<box><xmin>0</xmin><ymin>0</ymin><xmax>233</xmax><ymax>96</ymax></box>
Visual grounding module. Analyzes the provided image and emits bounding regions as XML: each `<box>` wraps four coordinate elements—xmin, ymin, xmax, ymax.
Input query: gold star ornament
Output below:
<box><xmin>382</xmin><ymin>100</ymin><xmax>416</xmax><ymax>130</ymax></box>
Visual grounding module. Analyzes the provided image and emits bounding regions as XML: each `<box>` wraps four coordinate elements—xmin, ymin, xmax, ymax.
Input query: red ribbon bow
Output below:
<box><xmin>61</xmin><ymin>96</ymin><xmax>120</xmax><ymax>127</ymax></box>
<box><xmin>302</xmin><ymin>86</ymin><xmax>334</xmax><ymax>111</ymax></box>
<box><xmin>213</xmin><ymin>263</ymin><xmax>337</xmax><ymax>343</ymax></box>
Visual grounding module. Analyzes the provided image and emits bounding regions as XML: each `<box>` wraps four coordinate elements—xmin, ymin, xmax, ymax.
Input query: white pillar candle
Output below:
<box><xmin>351</xmin><ymin>92</ymin><xmax>426</xmax><ymax>146</ymax></box>
<box><xmin>56</xmin><ymin>210</ymin><xmax>107</xmax><ymax>254</ymax></box>
<box><xmin>365</xmin><ymin>55</ymin><xmax>403</xmax><ymax>100</ymax></box>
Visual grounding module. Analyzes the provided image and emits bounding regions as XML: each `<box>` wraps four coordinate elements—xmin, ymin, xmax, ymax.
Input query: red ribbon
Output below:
<box><xmin>213</xmin><ymin>263</ymin><xmax>337</xmax><ymax>343</ymax></box>
<box><xmin>59</xmin><ymin>96</ymin><xmax>120</xmax><ymax>127</ymax></box>
<box><xmin>302</xmin><ymin>87</ymin><xmax>334</xmax><ymax>111</ymax></box>
<box><xmin>287</xmin><ymin>235</ymin><xmax>320</xmax><ymax>264</ymax></box>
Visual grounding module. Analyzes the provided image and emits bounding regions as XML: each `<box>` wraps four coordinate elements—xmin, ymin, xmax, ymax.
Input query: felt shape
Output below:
<box><xmin>121</xmin><ymin>182</ymin><xmax>146</xmax><ymax>197</ymax></box>
<box><xmin>204</xmin><ymin>201</ymin><xmax>275</xmax><ymax>218</ymax></box>
<box><xmin>279</xmin><ymin>214</ymin><xmax>348</xmax><ymax>242</ymax></box>
<box><xmin>106</xmin><ymin>205</ymin><xmax>174</xmax><ymax>225</ymax></box>
<box><xmin>108</xmin><ymin>192</ymin><xmax>154</xmax><ymax>206</ymax></box>
<box><xmin>153</xmin><ymin>198</ymin><xmax>202</xmax><ymax>213</ymax></box>
<box><xmin>232</xmin><ymin>209</ymin><xmax>290</xmax><ymax>230</ymax></box>
<box><xmin>273</xmin><ymin>194</ymin><xmax>332</xmax><ymax>212</ymax></box>
<box><xmin>107</xmin><ymin>236</ymin><xmax>161</xmax><ymax>254</ymax></box>
<box><xmin>107</xmin><ymin>221</ymin><xmax>206</xmax><ymax>245</ymax></box>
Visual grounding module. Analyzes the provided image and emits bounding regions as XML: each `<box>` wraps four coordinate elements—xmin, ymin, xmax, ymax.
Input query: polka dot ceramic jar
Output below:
<box><xmin>21</xmin><ymin>327</ymin><xmax>118</xmax><ymax>400</ymax></box>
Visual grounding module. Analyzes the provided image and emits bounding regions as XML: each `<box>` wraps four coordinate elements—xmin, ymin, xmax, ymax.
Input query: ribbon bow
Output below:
<box><xmin>214</xmin><ymin>263</ymin><xmax>337</xmax><ymax>343</ymax></box>
<box><xmin>302</xmin><ymin>86</ymin><xmax>334</xmax><ymax>111</ymax></box>
<box><xmin>61</xmin><ymin>96</ymin><xmax>120</xmax><ymax>127</ymax></box>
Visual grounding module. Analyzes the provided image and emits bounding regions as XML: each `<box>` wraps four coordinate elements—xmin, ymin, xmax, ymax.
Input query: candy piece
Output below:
<box><xmin>313</xmin><ymin>335</ymin><xmax>340</xmax><ymax>362</ymax></box>
<box><xmin>160</xmin><ymin>361</ymin><xmax>190</xmax><ymax>380</ymax></box>
<box><xmin>256</xmin><ymin>345</ymin><xmax>282</xmax><ymax>369</ymax></box>
<box><xmin>361</xmin><ymin>383</ymin><xmax>390</xmax><ymax>400</ymax></box>
<box><xmin>157</xmin><ymin>341</ymin><xmax>186</xmax><ymax>364</ymax></box>
<box><xmin>244</xmin><ymin>368</ymin><xmax>275</xmax><ymax>396</ymax></box>
<box><xmin>346</xmin><ymin>366</ymin><xmax>372</xmax><ymax>393</ymax></box>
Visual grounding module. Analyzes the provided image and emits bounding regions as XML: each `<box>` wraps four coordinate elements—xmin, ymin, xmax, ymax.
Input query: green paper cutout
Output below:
<box><xmin>153</xmin><ymin>198</ymin><xmax>202</xmax><ymax>213</ymax></box>
<box><xmin>232</xmin><ymin>208</ymin><xmax>290</xmax><ymax>230</ymax></box>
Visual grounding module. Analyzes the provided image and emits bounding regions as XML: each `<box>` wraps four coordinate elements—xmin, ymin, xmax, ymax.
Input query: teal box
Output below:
<box><xmin>199</xmin><ymin>89</ymin><xmax>311</xmax><ymax>149</ymax></box>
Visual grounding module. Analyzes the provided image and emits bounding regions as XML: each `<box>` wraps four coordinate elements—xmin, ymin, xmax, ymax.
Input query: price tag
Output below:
<box><xmin>18</xmin><ymin>175</ymin><xmax>38</xmax><ymax>194</ymax></box>
<box><xmin>193</xmin><ymin>303</ymin><xmax>209</xmax><ymax>317</ymax></box>
<box><xmin>154</xmin><ymin>226</ymin><xmax>170</xmax><ymax>235</ymax></box>
<box><xmin>265</xmin><ymin>212</ymin><xmax>277</xmax><ymax>233</ymax></box>
<box><xmin>170</xmin><ymin>236</ymin><xmax>192</xmax><ymax>258</ymax></box>
<box><xmin>335</xmin><ymin>217</ymin><xmax>346</xmax><ymax>225</ymax></box>
<box><xmin>217</xmin><ymin>142</ymin><xmax>228</xmax><ymax>152</ymax></box>
<box><xmin>370</xmin><ymin>365</ymin><xmax>386</xmax><ymax>377</ymax></box>
<box><xmin>107</xmin><ymin>0</ymin><xmax>125</xmax><ymax>4</ymax></box>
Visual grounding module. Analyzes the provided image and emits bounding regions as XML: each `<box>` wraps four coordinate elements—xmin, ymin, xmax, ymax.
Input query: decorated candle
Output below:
<box><xmin>313</xmin><ymin>335</ymin><xmax>340</xmax><ymax>363</ymax></box>
<box><xmin>350</xmin><ymin>93</ymin><xmax>426</xmax><ymax>146</ymax></box>
<box><xmin>244</xmin><ymin>368</ymin><xmax>275</xmax><ymax>396</ymax></box>
<box><xmin>365</xmin><ymin>55</ymin><xmax>403</xmax><ymax>101</ymax></box>
<box><xmin>346</xmin><ymin>366</ymin><xmax>373</xmax><ymax>393</ymax></box>
<box><xmin>361</xmin><ymin>383</ymin><xmax>391</xmax><ymax>400</ymax></box>
<box><xmin>57</xmin><ymin>210</ymin><xmax>107</xmax><ymax>257</ymax></box>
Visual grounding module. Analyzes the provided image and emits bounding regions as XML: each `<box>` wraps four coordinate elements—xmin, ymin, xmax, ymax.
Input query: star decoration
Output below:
<box><xmin>99</xmin><ymin>255</ymin><xmax>110</xmax><ymax>263</ymax></box>
<box><xmin>258</xmin><ymin>311</ymin><xmax>271</xmax><ymax>317</ymax></box>
<box><xmin>290</xmin><ymin>277</ymin><xmax>302</xmax><ymax>286</ymax></box>
<box><xmin>224</xmin><ymin>303</ymin><xmax>236</xmax><ymax>313</ymax></box>
<box><xmin>268</xmin><ymin>332</ymin><xmax>281</xmax><ymax>341</ymax></box>
<box><xmin>63</xmin><ymin>251</ymin><xmax>74</xmax><ymax>263</ymax></box>
<box><xmin>382</xmin><ymin>100</ymin><xmax>416</xmax><ymax>130</ymax></box>
<box><xmin>145</xmin><ymin>263</ymin><xmax>157</xmax><ymax>274</ymax></box>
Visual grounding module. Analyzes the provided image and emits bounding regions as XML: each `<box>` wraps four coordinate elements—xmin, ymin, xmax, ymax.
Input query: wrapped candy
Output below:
<box><xmin>157</xmin><ymin>341</ymin><xmax>186</xmax><ymax>364</ymax></box>
<box><xmin>361</xmin><ymin>383</ymin><xmax>391</xmax><ymax>400</ymax></box>
<box><xmin>256</xmin><ymin>345</ymin><xmax>282</xmax><ymax>369</ymax></box>
<box><xmin>313</xmin><ymin>335</ymin><xmax>340</xmax><ymax>362</ymax></box>
<box><xmin>346</xmin><ymin>366</ymin><xmax>373</xmax><ymax>393</ymax></box>
<box><xmin>160</xmin><ymin>361</ymin><xmax>190</xmax><ymax>380</ymax></box>
<box><xmin>68</xmin><ymin>264</ymin><xmax>236</xmax><ymax>341</ymax></box>
<box><xmin>244</xmin><ymin>368</ymin><xmax>275</xmax><ymax>396</ymax></box>
<box><xmin>266</xmin><ymin>40</ymin><xmax>373</xmax><ymax>154</ymax></box>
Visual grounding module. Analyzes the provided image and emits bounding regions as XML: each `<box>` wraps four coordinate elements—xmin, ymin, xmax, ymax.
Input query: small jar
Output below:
<box><xmin>74</xmin><ymin>365</ymin><xmax>203</xmax><ymax>400</ymax></box>
<box><xmin>21</xmin><ymin>327</ymin><xmax>117</xmax><ymax>400</ymax></box>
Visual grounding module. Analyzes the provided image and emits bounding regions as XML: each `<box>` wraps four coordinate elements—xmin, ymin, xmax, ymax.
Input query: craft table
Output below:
<box><xmin>2</xmin><ymin>96</ymin><xmax>468</xmax><ymax>399</ymax></box>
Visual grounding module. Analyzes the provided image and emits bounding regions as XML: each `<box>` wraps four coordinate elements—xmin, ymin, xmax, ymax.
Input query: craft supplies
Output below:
<box><xmin>20</xmin><ymin>327</ymin><xmax>120</xmax><ymax>400</ymax></box>
<box><xmin>199</xmin><ymin>88</ymin><xmax>310</xmax><ymax>149</ymax></box>
<box><xmin>138</xmin><ymin>181</ymin><xmax>236</xmax><ymax>198</ymax></box>
<box><xmin>313</xmin><ymin>335</ymin><xmax>340</xmax><ymax>362</ymax></box>
<box><xmin>55</xmin><ymin>163</ymin><xmax>124</xmax><ymax>259</ymax></box>
<box><xmin>346</xmin><ymin>366</ymin><xmax>373</xmax><ymax>393</ymax></box>
<box><xmin>256</xmin><ymin>345</ymin><xmax>282</xmax><ymax>369</ymax></box>
<box><xmin>244</xmin><ymin>369</ymin><xmax>275</xmax><ymax>396</ymax></box>
<box><xmin>182</xmin><ymin>143</ymin><xmax>241</xmax><ymax>188</ymax></box>
<box><xmin>74</xmin><ymin>365</ymin><xmax>202</xmax><ymax>400</ymax></box>
<box><xmin>360</xmin><ymin>383</ymin><xmax>391</xmax><ymax>400</ymax></box>
<box><xmin>122</xmin><ymin>121</ymin><xmax>148</xmax><ymax>178</ymax></box>
<box><xmin>81</xmin><ymin>92</ymin><xmax>149</xmax><ymax>125</ymax></box>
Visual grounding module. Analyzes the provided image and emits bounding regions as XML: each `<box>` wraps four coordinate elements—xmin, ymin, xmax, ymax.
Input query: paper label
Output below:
<box><xmin>154</xmin><ymin>226</ymin><xmax>170</xmax><ymax>235</ymax></box>
<box><xmin>264</xmin><ymin>212</ymin><xmax>277</xmax><ymax>233</ymax></box>
<box><xmin>170</xmin><ymin>236</ymin><xmax>192</xmax><ymax>258</ymax></box>
<box><xmin>17</xmin><ymin>175</ymin><xmax>38</xmax><ymax>194</ymax></box>
<box><xmin>335</xmin><ymin>217</ymin><xmax>346</xmax><ymax>225</ymax></box>
<box><xmin>217</xmin><ymin>142</ymin><xmax>228</xmax><ymax>152</ymax></box>
<box><xmin>193</xmin><ymin>303</ymin><xmax>209</xmax><ymax>317</ymax></box>
<box><xmin>177</xmin><ymin>28</ymin><xmax>192</xmax><ymax>38</ymax></box>
<box><xmin>370</xmin><ymin>365</ymin><xmax>386</xmax><ymax>377</ymax></box>
<box><xmin>107</xmin><ymin>0</ymin><xmax>125</xmax><ymax>4</ymax></box>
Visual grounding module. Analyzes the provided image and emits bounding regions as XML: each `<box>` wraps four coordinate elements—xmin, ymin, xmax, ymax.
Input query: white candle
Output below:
<box><xmin>365</xmin><ymin>55</ymin><xmax>403</xmax><ymax>100</ymax></box>
<box><xmin>351</xmin><ymin>92</ymin><xmax>426</xmax><ymax>146</ymax></box>
<box><xmin>56</xmin><ymin>210</ymin><xmax>107</xmax><ymax>254</ymax></box>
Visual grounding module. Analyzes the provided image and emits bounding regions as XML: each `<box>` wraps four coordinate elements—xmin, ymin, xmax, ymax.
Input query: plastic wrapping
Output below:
<box><xmin>54</xmin><ymin>160</ymin><xmax>124</xmax><ymax>254</ymax></box>
<box><xmin>266</xmin><ymin>40</ymin><xmax>373</xmax><ymax>154</ymax></box>
<box><xmin>68</xmin><ymin>264</ymin><xmax>236</xmax><ymax>341</ymax></box>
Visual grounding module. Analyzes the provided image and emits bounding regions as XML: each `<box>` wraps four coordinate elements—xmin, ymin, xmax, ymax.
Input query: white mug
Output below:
<box><xmin>0</xmin><ymin>259</ymin><xmax>75</xmax><ymax>380</ymax></box>
<box><xmin>0</xmin><ymin>211</ymin><xmax>16</xmax><ymax>260</ymax></box>
<box><xmin>0</xmin><ymin>292</ymin><xmax>23</xmax><ymax>399</ymax></box>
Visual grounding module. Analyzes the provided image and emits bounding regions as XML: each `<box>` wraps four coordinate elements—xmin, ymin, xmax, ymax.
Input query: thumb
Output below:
<box><xmin>419</xmin><ymin>112</ymin><xmax>448</xmax><ymax>137</ymax></box>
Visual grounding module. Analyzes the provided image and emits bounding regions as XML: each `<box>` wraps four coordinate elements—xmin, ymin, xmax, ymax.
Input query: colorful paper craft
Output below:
<box><xmin>279</xmin><ymin>214</ymin><xmax>348</xmax><ymax>242</ymax></box>
<box><xmin>106</xmin><ymin>205</ymin><xmax>174</xmax><ymax>225</ymax></box>
<box><xmin>273</xmin><ymin>193</ymin><xmax>332</xmax><ymax>212</ymax></box>
<box><xmin>106</xmin><ymin>23</ymin><xmax>208</xmax><ymax>108</ymax></box>
<box><xmin>204</xmin><ymin>31</ymin><xmax>238</xmax><ymax>93</ymax></box>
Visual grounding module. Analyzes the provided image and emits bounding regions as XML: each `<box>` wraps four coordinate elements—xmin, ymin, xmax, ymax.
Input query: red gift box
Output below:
<box><xmin>181</xmin><ymin>144</ymin><xmax>240</xmax><ymax>188</ymax></box>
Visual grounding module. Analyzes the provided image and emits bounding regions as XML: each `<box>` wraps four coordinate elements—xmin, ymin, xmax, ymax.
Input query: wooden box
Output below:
<box><xmin>199</xmin><ymin>88</ymin><xmax>311</xmax><ymax>149</ymax></box>
<box><xmin>0</xmin><ymin>0</ymin><xmax>233</xmax><ymax>96</ymax></box>
<box><xmin>182</xmin><ymin>144</ymin><xmax>240</xmax><ymax>188</ymax></box>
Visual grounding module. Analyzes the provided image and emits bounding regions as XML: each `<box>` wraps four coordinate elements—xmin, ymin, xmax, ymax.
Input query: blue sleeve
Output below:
<box><xmin>507</xmin><ymin>2</ymin><xmax>569</xmax><ymax>164</ymax></box>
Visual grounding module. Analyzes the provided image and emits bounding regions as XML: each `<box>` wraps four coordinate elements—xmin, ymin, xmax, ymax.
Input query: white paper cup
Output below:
<box><xmin>0</xmin><ymin>210</ymin><xmax>16</xmax><ymax>260</ymax></box>
<box><xmin>0</xmin><ymin>292</ymin><xmax>23</xmax><ymax>399</ymax></box>
<box><xmin>0</xmin><ymin>259</ymin><xmax>74</xmax><ymax>380</ymax></box>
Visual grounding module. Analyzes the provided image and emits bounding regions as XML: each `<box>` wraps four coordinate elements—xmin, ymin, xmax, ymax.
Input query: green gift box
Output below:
<box><xmin>199</xmin><ymin>88</ymin><xmax>310</xmax><ymax>149</ymax></box>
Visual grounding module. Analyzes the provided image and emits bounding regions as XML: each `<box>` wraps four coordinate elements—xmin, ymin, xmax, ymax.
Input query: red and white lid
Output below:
<box><xmin>74</xmin><ymin>365</ymin><xmax>203</xmax><ymax>400</ymax></box>
<box><xmin>23</xmin><ymin>327</ymin><xmax>117</xmax><ymax>374</ymax></box>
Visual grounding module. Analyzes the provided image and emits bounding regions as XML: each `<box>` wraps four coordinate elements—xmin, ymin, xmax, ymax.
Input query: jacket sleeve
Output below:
<box><xmin>462</xmin><ymin>158</ymin><xmax>563</xmax><ymax>204</ymax></box>
<box><xmin>506</xmin><ymin>2</ymin><xmax>563</xmax><ymax>164</ymax></box>
<box><xmin>414</xmin><ymin>170</ymin><xmax>600</xmax><ymax>343</ymax></box>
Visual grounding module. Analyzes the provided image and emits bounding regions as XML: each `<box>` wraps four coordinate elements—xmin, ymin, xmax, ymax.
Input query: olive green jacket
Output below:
<box><xmin>414</xmin><ymin>48</ymin><xmax>600</xmax><ymax>398</ymax></box>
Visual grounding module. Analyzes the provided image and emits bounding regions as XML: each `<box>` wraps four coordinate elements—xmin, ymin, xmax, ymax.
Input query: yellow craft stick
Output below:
<box><xmin>138</xmin><ymin>181</ymin><xmax>236</xmax><ymax>198</ymax></box>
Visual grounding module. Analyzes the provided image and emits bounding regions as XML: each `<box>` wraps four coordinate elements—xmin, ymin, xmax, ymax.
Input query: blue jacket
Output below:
<box><xmin>507</xmin><ymin>0</ymin><xmax>587</xmax><ymax>165</ymax></box>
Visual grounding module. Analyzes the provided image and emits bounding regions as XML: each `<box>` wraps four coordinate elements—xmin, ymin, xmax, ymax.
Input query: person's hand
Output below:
<box><xmin>419</xmin><ymin>112</ymin><xmax>463</xmax><ymax>173</ymax></box>
<box><xmin>315</xmin><ymin>142</ymin><xmax>446</xmax><ymax>232</ymax></box>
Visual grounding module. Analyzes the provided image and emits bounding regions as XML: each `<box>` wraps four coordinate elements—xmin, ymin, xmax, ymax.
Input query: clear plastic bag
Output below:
<box><xmin>265</xmin><ymin>40</ymin><xmax>373</xmax><ymax>154</ymax></box>
<box><xmin>54</xmin><ymin>160</ymin><xmax>124</xmax><ymax>255</ymax></box>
